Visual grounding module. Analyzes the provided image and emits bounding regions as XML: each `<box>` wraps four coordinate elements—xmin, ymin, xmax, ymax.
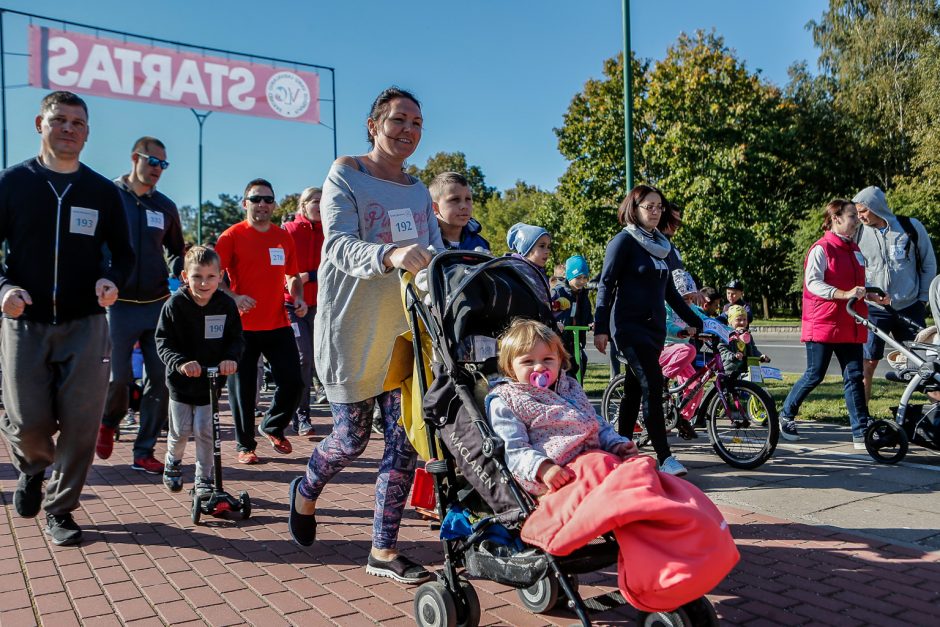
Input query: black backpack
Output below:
<box><xmin>897</xmin><ymin>215</ymin><xmax>923</xmax><ymax>274</ymax></box>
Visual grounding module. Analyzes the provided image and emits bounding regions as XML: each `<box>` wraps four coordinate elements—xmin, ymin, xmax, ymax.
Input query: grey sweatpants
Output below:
<box><xmin>0</xmin><ymin>315</ymin><xmax>111</xmax><ymax>515</ymax></box>
<box><xmin>165</xmin><ymin>401</ymin><xmax>214</xmax><ymax>482</ymax></box>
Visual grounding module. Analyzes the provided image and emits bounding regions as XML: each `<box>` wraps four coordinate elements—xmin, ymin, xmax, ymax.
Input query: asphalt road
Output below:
<box><xmin>583</xmin><ymin>330</ymin><xmax>891</xmax><ymax>377</ymax></box>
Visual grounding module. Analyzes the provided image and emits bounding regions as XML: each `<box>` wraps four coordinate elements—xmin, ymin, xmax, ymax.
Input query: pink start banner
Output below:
<box><xmin>28</xmin><ymin>26</ymin><xmax>320</xmax><ymax>124</ymax></box>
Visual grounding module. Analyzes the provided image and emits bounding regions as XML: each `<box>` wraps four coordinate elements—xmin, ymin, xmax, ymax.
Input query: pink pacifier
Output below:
<box><xmin>529</xmin><ymin>371</ymin><xmax>553</xmax><ymax>388</ymax></box>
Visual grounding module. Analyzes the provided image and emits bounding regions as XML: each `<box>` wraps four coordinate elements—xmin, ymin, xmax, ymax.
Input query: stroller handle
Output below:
<box><xmin>848</xmin><ymin>298</ymin><xmax>927</xmax><ymax>369</ymax></box>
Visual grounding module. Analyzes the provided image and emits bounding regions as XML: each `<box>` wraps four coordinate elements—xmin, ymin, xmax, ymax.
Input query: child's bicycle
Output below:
<box><xmin>601</xmin><ymin>333</ymin><xmax>779</xmax><ymax>469</ymax></box>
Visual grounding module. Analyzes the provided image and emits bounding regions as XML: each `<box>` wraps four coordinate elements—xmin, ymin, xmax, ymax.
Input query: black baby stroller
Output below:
<box><xmin>404</xmin><ymin>251</ymin><xmax>720</xmax><ymax>627</ymax></box>
<box><xmin>847</xmin><ymin>295</ymin><xmax>940</xmax><ymax>463</ymax></box>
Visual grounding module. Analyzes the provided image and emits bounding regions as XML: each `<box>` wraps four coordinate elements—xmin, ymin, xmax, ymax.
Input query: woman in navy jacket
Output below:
<box><xmin>594</xmin><ymin>185</ymin><xmax>703</xmax><ymax>476</ymax></box>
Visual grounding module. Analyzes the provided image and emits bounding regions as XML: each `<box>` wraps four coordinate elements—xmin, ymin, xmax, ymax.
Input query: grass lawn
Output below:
<box><xmin>583</xmin><ymin>363</ymin><xmax>919</xmax><ymax>426</ymax></box>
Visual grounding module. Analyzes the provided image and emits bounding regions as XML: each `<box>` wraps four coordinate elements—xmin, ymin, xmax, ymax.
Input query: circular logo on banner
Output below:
<box><xmin>266</xmin><ymin>72</ymin><xmax>311</xmax><ymax>118</ymax></box>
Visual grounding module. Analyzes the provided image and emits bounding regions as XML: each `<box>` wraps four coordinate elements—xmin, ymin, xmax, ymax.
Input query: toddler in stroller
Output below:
<box><xmin>406</xmin><ymin>251</ymin><xmax>737</xmax><ymax>627</ymax></box>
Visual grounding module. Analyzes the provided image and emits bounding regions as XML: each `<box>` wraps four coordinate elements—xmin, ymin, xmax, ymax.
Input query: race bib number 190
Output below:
<box><xmin>204</xmin><ymin>315</ymin><xmax>226</xmax><ymax>340</ymax></box>
<box><xmin>387</xmin><ymin>208</ymin><xmax>418</xmax><ymax>243</ymax></box>
<box><xmin>70</xmin><ymin>207</ymin><xmax>98</xmax><ymax>236</ymax></box>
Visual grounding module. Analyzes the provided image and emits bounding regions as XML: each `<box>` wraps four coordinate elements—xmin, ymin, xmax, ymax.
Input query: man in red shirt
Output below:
<box><xmin>216</xmin><ymin>178</ymin><xmax>306</xmax><ymax>464</ymax></box>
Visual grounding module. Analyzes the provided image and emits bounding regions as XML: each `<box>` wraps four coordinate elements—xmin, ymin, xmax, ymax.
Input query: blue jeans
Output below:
<box><xmin>102</xmin><ymin>300</ymin><xmax>168</xmax><ymax>459</ymax></box>
<box><xmin>781</xmin><ymin>341</ymin><xmax>870</xmax><ymax>437</ymax></box>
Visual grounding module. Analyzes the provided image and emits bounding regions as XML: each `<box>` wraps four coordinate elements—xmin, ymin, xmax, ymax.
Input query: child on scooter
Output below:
<box><xmin>156</xmin><ymin>246</ymin><xmax>244</xmax><ymax>494</ymax></box>
<box><xmin>486</xmin><ymin>318</ymin><xmax>637</xmax><ymax>495</ymax></box>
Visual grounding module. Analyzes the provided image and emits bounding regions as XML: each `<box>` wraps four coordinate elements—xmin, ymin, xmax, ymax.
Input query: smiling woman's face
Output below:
<box><xmin>369</xmin><ymin>97</ymin><xmax>422</xmax><ymax>163</ymax></box>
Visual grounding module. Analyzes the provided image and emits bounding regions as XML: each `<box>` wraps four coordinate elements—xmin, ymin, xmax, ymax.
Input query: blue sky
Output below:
<box><xmin>0</xmin><ymin>0</ymin><xmax>828</xmax><ymax>209</ymax></box>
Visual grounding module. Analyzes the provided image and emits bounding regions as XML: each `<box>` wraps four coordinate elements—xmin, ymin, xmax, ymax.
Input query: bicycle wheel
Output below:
<box><xmin>601</xmin><ymin>373</ymin><xmax>650</xmax><ymax>447</ymax></box>
<box><xmin>706</xmin><ymin>380</ymin><xmax>779</xmax><ymax>469</ymax></box>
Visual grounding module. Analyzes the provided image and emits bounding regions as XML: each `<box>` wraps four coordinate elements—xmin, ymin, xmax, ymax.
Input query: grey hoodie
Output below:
<box><xmin>853</xmin><ymin>186</ymin><xmax>936</xmax><ymax>310</ymax></box>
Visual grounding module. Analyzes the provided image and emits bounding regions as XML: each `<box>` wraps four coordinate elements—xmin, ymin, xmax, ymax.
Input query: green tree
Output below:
<box><xmin>555</xmin><ymin>52</ymin><xmax>651</xmax><ymax>270</ymax></box>
<box><xmin>179</xmin><ymin>193</ymin><xmax>244</xmax><ymax>244</ymax></box>
<box><xmin>407</xmin><ymin>151</ymin><xmax>497</xmax><ymax>205</ymax></box>
<box><xmin>475</xmin><ymin>181</ymin><xmax>561</xmax><ymax>258</ymax></box>
<box><xmin>809</xmin><ymin>0</ymin><xmax>940</xmax><ymax>188</ymax></box>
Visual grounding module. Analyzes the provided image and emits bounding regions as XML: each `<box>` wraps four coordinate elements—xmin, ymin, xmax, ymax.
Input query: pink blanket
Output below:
<box><xmin>520</xmin><ymin>451</ymin><xmax>739</xmax><ymax>612</ymax></box>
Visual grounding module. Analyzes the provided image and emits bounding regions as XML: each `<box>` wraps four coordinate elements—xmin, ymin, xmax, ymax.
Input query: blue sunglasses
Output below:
<box><xmin>136</xmin><ymin>152</ymin><xmax>170</xmax><ymax>170</ymax></box>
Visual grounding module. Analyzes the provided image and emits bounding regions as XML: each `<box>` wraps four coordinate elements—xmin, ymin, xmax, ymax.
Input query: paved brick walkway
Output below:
<box><xmin>2</xmin><ymin>405</ymin><xmax>939</xmax><ymax>626</ymax></box>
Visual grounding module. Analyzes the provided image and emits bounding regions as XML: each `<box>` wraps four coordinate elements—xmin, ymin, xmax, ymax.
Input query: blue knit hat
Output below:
<box><xmin>565</xmin><ymin>255</ymin><xmax>590</xmax><ymax>281</ymax></box>
<box><xmin>506</xmin><ymin>222</ymin><xmax>549</xmax><ymax>256</ymax></box>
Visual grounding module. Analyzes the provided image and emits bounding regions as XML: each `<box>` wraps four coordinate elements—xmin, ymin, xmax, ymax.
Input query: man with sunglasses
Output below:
<box><xmin>215</xmin><ymin>178</ymin><xmax>306</xmax><ymax>464</ymax></box>
<box><xmin>95</xmin><ymin>137</ymin><xmax>184</xmax><ymax>475</ymax></box>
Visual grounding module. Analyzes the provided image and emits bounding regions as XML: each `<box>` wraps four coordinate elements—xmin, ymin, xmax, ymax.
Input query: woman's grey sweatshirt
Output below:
<box><xmin>314</xmin><ymin>163</ymin><xmax>443</xmax><ymax>404</ymax></box>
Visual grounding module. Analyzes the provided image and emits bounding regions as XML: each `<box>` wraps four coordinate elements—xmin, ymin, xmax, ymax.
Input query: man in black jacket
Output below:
<box><xmin>95</xmin><ymin>137</ymin><xmax>184</xmax><ymax>474</ymax></box>
<box><xmin>0</xmin><ymin>91</ymin><xmax>135</xmax><ymax>546</ymax></box>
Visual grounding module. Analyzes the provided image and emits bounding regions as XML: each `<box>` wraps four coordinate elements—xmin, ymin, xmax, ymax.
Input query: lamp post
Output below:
<box><xmin>622</xmin><ymin>0</ymin><xmax>633</xmax><ymax>193</ymax></box>
<box><xmin>191</xmin><ymin>109</ymin><xmax>212</xmax><ymax>245</ymax></box>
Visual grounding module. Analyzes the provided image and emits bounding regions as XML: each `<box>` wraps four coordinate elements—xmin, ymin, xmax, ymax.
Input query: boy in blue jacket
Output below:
<box><xmin>430</xmin><ymin>172</ymin><xmax>490</xmax><ymax>252</ymax></box>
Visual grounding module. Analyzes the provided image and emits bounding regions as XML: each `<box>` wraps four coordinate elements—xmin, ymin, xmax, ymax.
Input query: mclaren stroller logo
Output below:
<box><xmin>449</xmin><ymin>432</ymin><xmax>496</xmax><ymax>491</ymax></box>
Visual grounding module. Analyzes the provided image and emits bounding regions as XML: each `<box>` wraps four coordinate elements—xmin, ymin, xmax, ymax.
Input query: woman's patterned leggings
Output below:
<box><xmin>298</xmin><ymin>389</ymin><xmax>417</xmax><ymax>549</ymax></box>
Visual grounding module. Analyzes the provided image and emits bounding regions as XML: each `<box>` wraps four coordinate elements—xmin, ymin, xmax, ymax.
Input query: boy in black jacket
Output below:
<box><xmin>156</xmin><ymin>246</ymin><xmax>244</xmax><ymax>493</ymax></box>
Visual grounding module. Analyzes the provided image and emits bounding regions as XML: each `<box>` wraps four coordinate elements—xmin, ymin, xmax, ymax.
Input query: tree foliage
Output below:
<box><xmin>407</xmin><ymin>151</ymin><xmax>497</xmax><ymax>205</ymax></box>
<box><xmin>475</xmin><ymin>181</ymin><xmax>561</xmax><ymax>259</ymax></box>
<box><xmin>810</xmin><ymin>0</ymin><xmax>940</xmax><ymax>188</ymax></box>
<box><xmin>179</xmin><ymin>193</ymin><xmax>244</xmax><ymax>245</ymax></box>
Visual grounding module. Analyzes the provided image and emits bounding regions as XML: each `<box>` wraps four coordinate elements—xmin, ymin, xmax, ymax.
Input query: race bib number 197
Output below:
<box><xmin>70</xmin><ymin>207</ymin><xmax>98</xmax><ymax>236</ymax></box>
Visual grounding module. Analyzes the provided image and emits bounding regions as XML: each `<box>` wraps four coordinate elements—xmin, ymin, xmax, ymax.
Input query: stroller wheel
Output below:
<box><xmin>414</xmin><ymin>581</ymin><xmax>457</xmax><ymax>627</ymax></box>
<box><xmin>865</xmin><ymin>420</ymin><xmax>909</xmax><ymax>464</ymax></box>
<box><xmin>518</xmin><ymin>573</ymin><xmax>559</xmax><ymax>614</ymax></box>
<box><xmin>455</xmin><ymin>579</ymin><xmax>480</xmax><ymax>627</ymax></box>
<box><xmin>638</xmin><ymin>607</ymin><xmax>693</xmax><ymax>627</ymax></box>
<box><xmin>638</xmin><ymin>595</ymin><xmax>719</xmax><ymax>626</ymax></box>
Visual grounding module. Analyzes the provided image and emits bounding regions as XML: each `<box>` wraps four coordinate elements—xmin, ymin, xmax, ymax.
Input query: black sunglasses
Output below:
<box><xmin>246</xmin><ymin>195</ymin><xmax>276</xmax><ymax>205</ymax></box>
<box><xmin>136</xmin><ymin>152</ymin><xmax>169</xmax><ymax>170</ymax></box>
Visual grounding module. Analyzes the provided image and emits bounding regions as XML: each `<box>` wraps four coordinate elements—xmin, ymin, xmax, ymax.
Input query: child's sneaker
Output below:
<box><xmin>194</xmin><ymin>477</ymin><xmax>213</xmax><ymax>498</ymax></box>
<box><xmin>163</xmin><ymin>460</ymin><xmax>183</xmax><ymax>493</ymax></box>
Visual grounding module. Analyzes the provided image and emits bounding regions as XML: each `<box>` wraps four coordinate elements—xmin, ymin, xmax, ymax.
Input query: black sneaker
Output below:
<box><xmin>45</xmin><ymin>513</ymin><xmax>82</xmax><ymax>546</ymax></box>
<box><xmin>780</xmin><ymin>419</ymin><xmax>800</xmax><ymax>441</ymax></box>
<box><xmin>163</xmin><ymin>461</ymin><xmax>183</xmax><ymax>493</ymax></box>
<box><xmin>288</xmin><ymin>476</ymin><xmax>317</xmax><ymax>547</ymax></box>
<box><xmin>676</xmin><ymin>420</ymin><xmax>698</xmax><ymax>440</ymax></box>
<box><xmin>14</xmin><ymin>472</ymin><xmax>44</xmax><ymax>518</ymax></box>
<box><xmin>365</xmin><ymin>553</ymin><xmax>432</xmax><ymax>584</ymax></box>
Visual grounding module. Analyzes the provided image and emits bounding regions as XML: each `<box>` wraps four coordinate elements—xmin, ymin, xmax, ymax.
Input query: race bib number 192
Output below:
<box><xmin>387</xmin><ymin>208</ymin><xmax>418</xmax><ymax>243</ymax></box>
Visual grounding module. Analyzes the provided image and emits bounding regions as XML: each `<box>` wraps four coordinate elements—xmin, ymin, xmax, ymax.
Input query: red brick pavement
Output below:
<box><xmin>2</xmin><ymin>412</ymin><xmax>939</xmax><ymax>626</ymax></box>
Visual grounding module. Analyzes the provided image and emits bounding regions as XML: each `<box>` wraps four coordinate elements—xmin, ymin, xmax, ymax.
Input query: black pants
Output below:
<box><xmin>228</xmin><ymin>327</ymin><xmax>302</xmax><ymax>452</ymax></box>
<box><xmin>616</xmin><ymin>341</ymin><xmax>671</xmax><ymax>464</ymax></box>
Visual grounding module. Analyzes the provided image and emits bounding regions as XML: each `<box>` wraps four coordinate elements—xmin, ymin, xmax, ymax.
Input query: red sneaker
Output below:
<box><xmin>131</xmin><ymin>455</ymin><xmax>164</xmax><ymax>474</ymax></box>
<box><xmin>96</xmin><ymin>425</ymin><xmax>116</xmax><ymax>459</ymax></box>
<box><xmin>259</xmin><ymin>427</ymin><xmax>292</xmax><ymax>454</ymax></box>
<box><xmin>237</xmin><ymin>450</ymin><xmax>260</xmax><ymax>465</ymax></box>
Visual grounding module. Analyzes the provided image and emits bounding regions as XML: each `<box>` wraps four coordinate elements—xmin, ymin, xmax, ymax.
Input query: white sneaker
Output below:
<box><xmin>659</xmin><ymin>455</ymin><xmax>688</xmax><ymax>476</ymax></box>
<box><xmin>852</xmin><ymin>436</ymin><xmax>867</xmax><ymax>450</ymax></box>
